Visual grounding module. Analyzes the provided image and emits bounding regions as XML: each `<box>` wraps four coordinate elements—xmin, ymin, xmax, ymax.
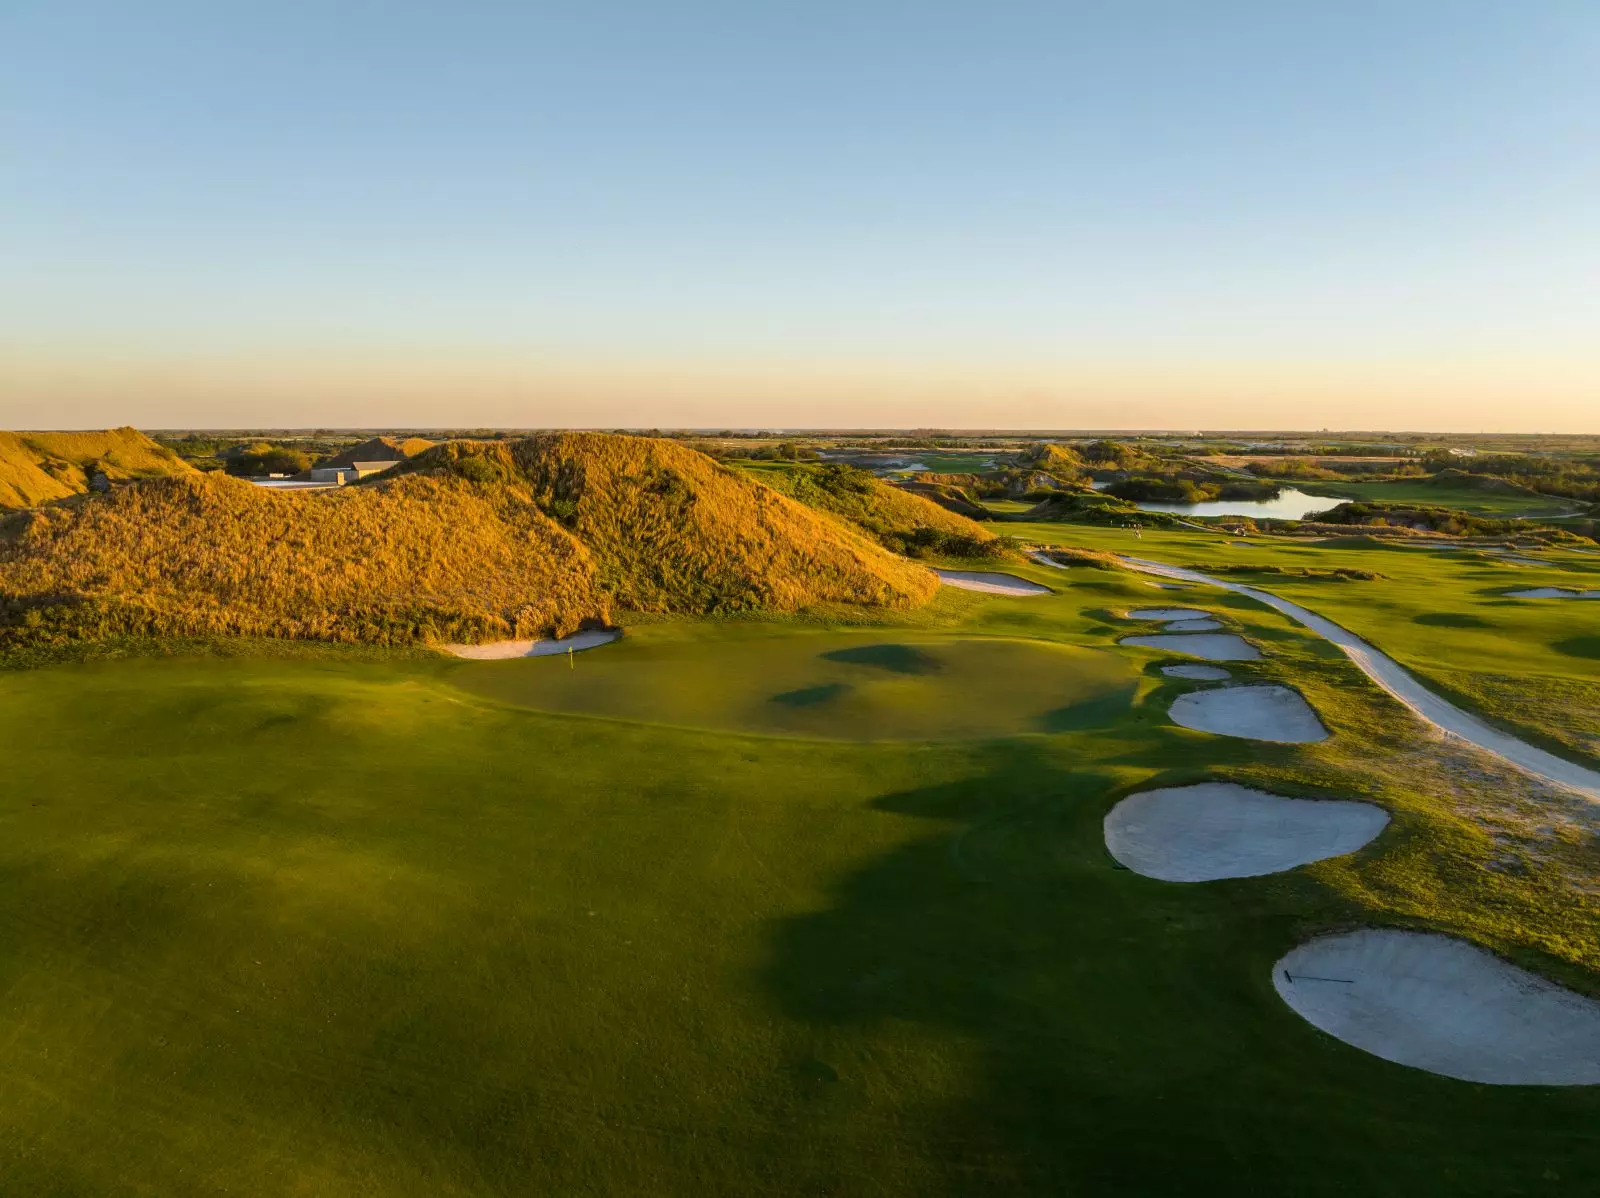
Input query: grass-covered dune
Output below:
<box><xmin>0</xmin><ymin>426</ymin><xmax>193</xmax><ymax>507</ymax></box>
<box><xmin>320</xmin><ymin>434</ymin><xmax>435</xmax><ymax>466</ymax></box>
<box><xmin>404</xmin><ymin>435</ymin><xmax>940</xmax><ymax>612</ymax></box>
<box><xmin>728</xmin><ymin>458</ymin><xmax>1003</xmax><ymax>557</ymax></box>
<box><xmin>0</xmin><ymin>434</ymin><xmax>938</xmax><ymax>652</ymax></box>
<box><xmin>0</xmin><ymin>471</ymin><xmax>608</xmax><ymax>647</ymax></box>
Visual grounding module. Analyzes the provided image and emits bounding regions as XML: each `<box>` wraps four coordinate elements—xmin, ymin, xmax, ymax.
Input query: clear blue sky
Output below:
<box><xmin>2</xmin><ymin>1</ymin><xmax>1597</xmax><ymax>429</ymax></box>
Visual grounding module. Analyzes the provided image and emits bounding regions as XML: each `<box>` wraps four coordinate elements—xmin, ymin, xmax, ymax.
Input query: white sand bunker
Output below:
<box><xmin>1275</xmin><ymin>929</ymin><xmax>1600</xmax><ymax>1085</ymax></box>
<box><xmin>1162</xmin><ymin>664</ymin><xmax>1231</xmax><ymax>680</ymax></box>
<box><xmin>444</xmin><ymin>629</ymin><xmax>621</xmax><ymax>660</ymax></box>
<box><xmin>1170</xmin><ymin>684</ymin><xmax>1327</xmax><ymax>742</ymax></box>
<box><xmin>934</xmin><ymin>569</ymin><xmax>1052</xmax><ymax>596</ymax></box>
<box><xmin>1120</xmin><ymin>633</ymin><xmax>1260</xmax><ymax>661</ymax></box>
<box><xmin>1505</xmin><ymin>587</ymin><xmax>1600</xmax><ymax>600</ymax></box>
<box><xmin>1104</xmin><ymin>783</ymin><xmax>1388</xmax><ymax>881</ymax></box>
<box><xmin>1125</xmin><ymin>607</ymin><xmax>1211</xmax><ymax>622</ymax></box>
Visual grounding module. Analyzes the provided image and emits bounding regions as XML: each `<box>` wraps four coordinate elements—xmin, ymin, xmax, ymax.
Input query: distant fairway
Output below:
<box><xmin>451</xmin><ymin>626</ymin><xmax>1136</xmax><ymax>740</ymax></box>
<box><xmin>1</xmin><ymin>559</ymin><xmax>1597</xmax><ymax>1194</ymax></box>
<box><xmin>1017</xmin><ymin>520</ymin><xmax>1600</xmax><ymax>769</ymax></box>
<box><xmin>1298</xmin><ymin>478</ymin><xmax>1580</xmax><ymax>517</ymax></box>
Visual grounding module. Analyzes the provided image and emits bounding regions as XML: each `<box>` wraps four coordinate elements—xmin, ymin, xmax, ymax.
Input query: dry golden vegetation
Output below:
<box><xmin>0</xmin><ymin>427</ymin><xmax>193</xmax><ymax>507</ymax></box>
<box><xmin>322</xmin><ymin>435</ymin><xmax>435</xmax><ymax>466</ymax></box>
<box><xmin>733</xmin><ymin>460</ymin><xmax>1004</xmax><ymax>557</ymax></box>
<box><xmin>0</xmin><ymin>434</ymin><xmax>939</xmax><ymax>651</ymax></box>
<box><xmin>0</xmin><ymin>472</ymin><xmax>607</xmax><ymax>646</ymax></box>
<box><xmin>401</xmin><ymin>435</ymin><xmax>940</xmax><ymax>612</ymax></box>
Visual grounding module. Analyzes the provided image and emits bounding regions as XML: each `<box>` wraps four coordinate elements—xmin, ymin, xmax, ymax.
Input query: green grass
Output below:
<box><xmin>1</xmin><ymin>571</ymin><xmax>1598</xmax><ymax>1193</ymax></box>
<box><xmin>978</xmin><ymin>497</ymin><xmax>1034</xmax><ymax>514</ymax></box>
<box><xmin>1015</xmin><ymin>521</ymin><xmax>1600</xmax><ymax>767</ymax></box>
<box><xmin>1297</xmin><ymin>478</ymin><xmax>1581</xmax><ymax>516</ymax></box>
<box><xmin>454</xmin><ymin>624</ymin><xmax>1137</xmax><ymax>740</ymax></box>
<box><xmin>902</xmin><ymin>451</ymin><xmax>1004</xmax><ymax>473</ymax></box>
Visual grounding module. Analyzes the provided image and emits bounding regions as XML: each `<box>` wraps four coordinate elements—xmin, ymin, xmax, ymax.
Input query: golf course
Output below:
<box><xmin>4</xmin><ymin>504</ymin><xmax>1598</xmax><ymax>1192</ymax></box>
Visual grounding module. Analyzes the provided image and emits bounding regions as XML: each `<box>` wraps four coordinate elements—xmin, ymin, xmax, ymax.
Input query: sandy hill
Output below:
<box><xmin>322</xmin><ymin>435</ymin><xmax>435</xmax><ymax>467</ymax></box>
<box><xmin>1</xmin><ymin>434</ymin><xmax>938</xmax><ymax>650</ymax></box>
<box><xmin>1014</xmin><ymin>442</ymin><xmax>1085</xmax><ymax>476</ymax></box>
<box><xmin>0</xmin><ymin>427</ymin><xmax>193</xmax><ymax>508</ymax></box>
<box><xmin>400</xmin><ymin>435</ymin><xmax>940</xmax><ymax>613</ymax></box>
<box><xmin>738</xmin><ymin>461</ymin><xmax>1000</xmax><ymax>557</ymax></box>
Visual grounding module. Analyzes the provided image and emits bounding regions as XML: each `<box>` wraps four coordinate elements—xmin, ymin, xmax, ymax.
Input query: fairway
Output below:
<box><xmin>1018</xmin><ymin>520</ymin><xmax>1600</xmax><ymax>768</ymax></box>
<box><xmin>2</xmin><ymin>577</ymin><xmax>1599</xmax><ymax>1194</ymax></box>
<box><xmin>451</xmin><ymin>625</ymin><xmax>1136</xmax><ymax>739</ymax></box>
<box><xmin>1300</xmin><ymin>478</ymin><xmax>1581</xmax><ymax>517</ymax></box>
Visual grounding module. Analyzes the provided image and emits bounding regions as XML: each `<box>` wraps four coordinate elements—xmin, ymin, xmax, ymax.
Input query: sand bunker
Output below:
<box><xmin>1119</xmin><ymin>634</ymin><xmax>1260</xmax><ymax>661</ymax></box>
<box><xmin>1125</xmin><ymin>607</ymin><xmax>1211</xmax><ymax>622</ymax></box>
<box><xmin>1104</xmin><ymin>783</ymin><xmax>1387</xmax><ymax>881</ymax></box>
<box><xmin>934</xmin><ymin>569</ymin><xmax>1052</xmax><ymax>596</ymax></box>
<box><xmin>1169</xmin><ymin>684</ymin><xmax>1327</xmax><ymax>742</ymax></box>
<box><xmin>1166</xmin><ymin>618</ymin><xmax>1222</xmax><ymax>632</ymax></box>
<box><xmin>1275</xmin><ymin>930</ymin><xmax>1600</xmax><ymax>1085</ymax></box>
<box><xmin>443</xmin><ymin>629</ymin><xmax>621</xmax><ymax>660</ymax></box>
<box><xmin>1505</xmin><ymin>587</ymin><xmax>1600</xmax><ymax>600</ymax></box>
<box><xmin>1161</xmin><ymin>664</ymin><xmax>1231</xmax><ymax>680</ymax></box>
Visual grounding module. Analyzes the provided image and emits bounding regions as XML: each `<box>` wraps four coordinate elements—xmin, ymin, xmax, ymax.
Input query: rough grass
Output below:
<box><xmin>321</xmin><ymin>435</ymin><xmax>435</xmax><ymax>466</ymax></box>
<box><xmin>402</xmin><ymin>434</ymin><xmax>940</xmax><ymax>613</ymax></box>
<box><xmin>0</xmin><ymin>568</ymin><xmax>1595</xmax><ymax>1193</ymax></box>
<box><xmin>0</xmin><ymin>426</ymin><xmax>193</xmax><ymax>507</ymax></box>
<box><xmin>0</xmin><ymin>472</ymin><xmax>609</xmax><ymax>646</ymax></box>
<box><xmin>0</xmin><ymin>434</ymin><xmax>943</xmax><ymax>654</ymax></box>
<box><xmin>727</xmin><ymin>459</ymin><xmax>1002</xmax><ymax>557</ymax></box>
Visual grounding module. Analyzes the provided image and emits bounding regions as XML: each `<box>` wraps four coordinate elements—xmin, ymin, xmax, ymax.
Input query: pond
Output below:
<box><xmin>1117</xmin><ymin>487</ymin><xmax>1346</xmax><ymax>520</ymax></box>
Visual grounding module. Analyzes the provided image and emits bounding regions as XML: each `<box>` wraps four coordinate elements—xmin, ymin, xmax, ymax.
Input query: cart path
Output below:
<box><xmin>1028</xmin><ymin>550</ymin><xmax>1600</xmax><ymax>800</ymax></box>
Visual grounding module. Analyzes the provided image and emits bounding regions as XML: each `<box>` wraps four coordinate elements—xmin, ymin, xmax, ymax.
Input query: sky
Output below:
<box><xmin>2</xmin><ymin>1</ymin><xmax>1598</xmax><ymax>431</ymax></box>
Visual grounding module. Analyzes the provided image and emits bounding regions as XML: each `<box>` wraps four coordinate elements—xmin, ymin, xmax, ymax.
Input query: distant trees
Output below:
<box><xmin>225</xmin><ymin>444</ymin><xmax>312</xmax><ymax>477</ymax></box>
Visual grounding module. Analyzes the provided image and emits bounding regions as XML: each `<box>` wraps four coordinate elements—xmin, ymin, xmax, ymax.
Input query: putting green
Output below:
<box><xmin>450</xmin><ymin>625</ymin><xmax>1138</xmax><ymax>740</ymax></box>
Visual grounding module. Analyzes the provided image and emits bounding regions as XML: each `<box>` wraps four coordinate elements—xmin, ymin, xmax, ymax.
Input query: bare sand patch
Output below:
<box><xmin>1161</xmin><ymin>664</ymin><xmax>1231</xmax><ymax>680</ymax></box>
<box><xmin>1505</xmin><ymin>587</ymin><xmax>1600</xmax><ymax>600</ymax></box>
<box><xmin>1120</xmin><ymin>634</ymin><xmax>1260</xmax><ymax>661</ymax></box>
<box><xmin>1122</xmin><ymin>556</ymin><xmax>1600</xmax><ymax>800</ymax></box>
<box><xmin>1104</xmin><ymin>783</ymin><xmax>1387</xmax><ymax>881</ymax></box>
<box><xmin>1125</xmin><ymin>607</ymin><xmax>1210</xmax><ymax>622</ymax></box>
<box><xmin>1275</xmin><ymin>929</ymin><xmax>1600</xmax><ymax>1085</ymax></box>
<box><xmin>443</xmin><ymin>629</ymin><xmax>621</xmax><ymax>660</ymax></box>
<box><xmin>934</xmin><ymin>569</ymin><xmax>1052</xmax><ymax>596</ymax></box>
<box><xmin>1169</xmin><ymin>684</ymin><xmax>1327</xmax><ymax>742</ymax></box>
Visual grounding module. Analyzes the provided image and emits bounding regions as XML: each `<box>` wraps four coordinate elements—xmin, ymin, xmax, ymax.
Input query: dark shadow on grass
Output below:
<box><xmin>1035</xmin><ymin>687</ymin><xmax>1139</xmax><ymax>733</ymax></box>
<box><xmin>757</xmin><ymin>740</ymin><xmax>1600</xmax><ymax>1194</ymax></box>
<box><xmin>770</xmin><ymin>682</ymin><xmax>852</xmax><ymax>708</ymax></box>
<box><xmin>1554</xmin><ymin>635</ymin><xmax>1600</xmax><ymax>660</ymax></box>
<box><xmin>820</xmin><ymin>643</ymin><xmax>942</xmax><ymax>675</ymax></box>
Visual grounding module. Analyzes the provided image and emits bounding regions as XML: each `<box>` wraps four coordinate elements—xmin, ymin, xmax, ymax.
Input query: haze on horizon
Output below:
<box><xmin>2</xmin><ymin>1</ymin><xmax>1597</xmax><ymax>433</ymax></box>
